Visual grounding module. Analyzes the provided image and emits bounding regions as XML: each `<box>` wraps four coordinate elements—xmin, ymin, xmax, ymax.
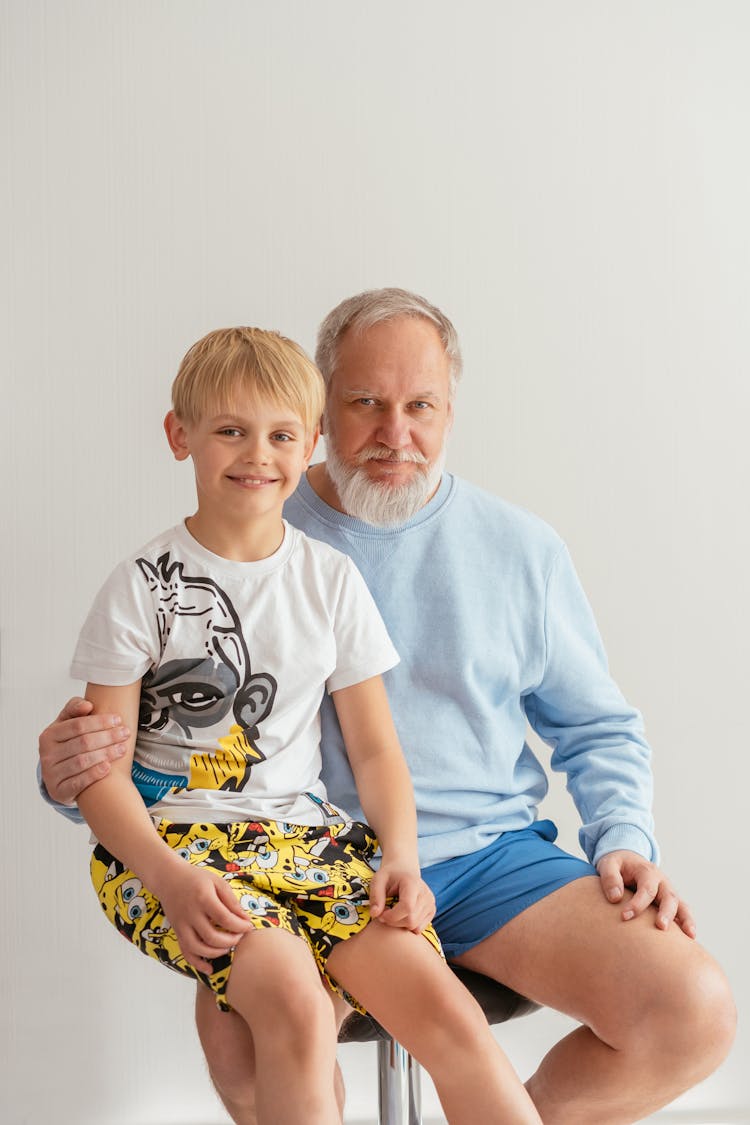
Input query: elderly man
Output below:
<box><xmin>40</xmin><ymin>288</ymin><xmax>735</xmax><ymax>1124</ymax></box>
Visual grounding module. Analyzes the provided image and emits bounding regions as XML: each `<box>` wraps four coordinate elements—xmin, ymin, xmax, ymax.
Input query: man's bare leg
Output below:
<box><xmin>452</xmin><ymin>875</ymin><xmax>736</xmax><ymax>1125</ymax></box>
<box><xmin>195</xmin><ymin>982</ymin><xmax>348</xmax><ymax>1125</ymax></box>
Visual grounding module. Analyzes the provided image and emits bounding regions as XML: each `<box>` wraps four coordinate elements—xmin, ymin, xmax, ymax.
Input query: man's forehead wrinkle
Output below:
<box><xmin>340</xmin><ymin>385</ymin><xmax>441</xmax><ymax>398</ymax></box>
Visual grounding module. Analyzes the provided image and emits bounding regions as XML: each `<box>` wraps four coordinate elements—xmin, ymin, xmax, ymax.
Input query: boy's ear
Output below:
<box><xmin>303</xmin><ymin>426</ymin><xmax>321</xmax><ymax>468</ymax></box>
<box><xmin>164</xmin><ymin>411</ymin><xmax>191</xmax><ymax>461</ymax></box>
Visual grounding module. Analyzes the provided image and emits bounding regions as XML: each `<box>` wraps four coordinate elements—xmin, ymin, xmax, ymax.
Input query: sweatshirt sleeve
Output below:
<box><xmin>523</xmin><ymin>544</ymin><xmax>658</xmax><ymax>866</ymax></box>
<box><xmin>36</xmin><ymin>760</ymin><xmax>86</xmax><ymax>824</ymax></box>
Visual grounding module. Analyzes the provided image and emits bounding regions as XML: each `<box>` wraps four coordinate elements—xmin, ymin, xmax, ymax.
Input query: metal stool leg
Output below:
<box><xmin>377</xmin><ymin>1039</ymin><xmax>422</xmax><ymax>1125</ymax></box>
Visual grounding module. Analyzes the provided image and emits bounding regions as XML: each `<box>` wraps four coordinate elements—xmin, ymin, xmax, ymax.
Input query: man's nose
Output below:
<box><xmin>375</xmin><ymin>407</ymin><xmax>411</xmax><ymax>448</ymax></box>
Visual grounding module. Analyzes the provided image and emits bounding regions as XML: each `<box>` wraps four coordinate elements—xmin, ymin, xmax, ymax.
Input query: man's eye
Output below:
<box><xmin>355</xmin><ymin>397</ymin><xmax>377</xmax><ymax>407</ymax></box>
<box><xmin>411</xmin><ymin>401</ymin><xmax>432</xmax><ymax>411</ymax></box>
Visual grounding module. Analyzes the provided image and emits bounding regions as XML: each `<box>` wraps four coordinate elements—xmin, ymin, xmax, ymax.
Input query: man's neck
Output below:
<box><xmin>305</xmin><ymin>462</ymin><xmax>345</xmax><ymax>512</ymax></box>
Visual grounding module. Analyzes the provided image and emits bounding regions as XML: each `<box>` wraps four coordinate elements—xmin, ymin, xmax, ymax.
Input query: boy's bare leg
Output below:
<box><xmin>452</xmin><ymin>876</ymin><xmax>736</xmax><ymax>1125</ymax></box>
<box><xmin>223</xmin><ymin>929</ymin><xmax>342</xmax><ymax>1125</ymax></box>
<box><xmin>327</xmin><ymin>923</ymin><xmax>542</xmax><ymax>1124</ymax></box>
<box><xmin>195</xmin><ymin>983</ymin><xmax>348</xmax><ymax>1125</ymax></box>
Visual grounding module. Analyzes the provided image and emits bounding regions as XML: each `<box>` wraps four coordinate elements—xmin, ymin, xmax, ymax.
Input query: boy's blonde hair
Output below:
<box><xmin>172</xmin><ymin>327</ymin><xmax>325</xmax><ymax>432</ymax></box>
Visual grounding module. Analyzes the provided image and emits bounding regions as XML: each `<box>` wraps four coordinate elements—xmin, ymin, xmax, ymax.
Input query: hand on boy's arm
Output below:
<box><xmin>369</xmin><ymin>862</ymin><xmax>436</xmax><ymax>934</ymax></box>
<box><xmin>39</xmin><ymin>696</ymin><xmax>129</xmax><ymax>804</ymax></box>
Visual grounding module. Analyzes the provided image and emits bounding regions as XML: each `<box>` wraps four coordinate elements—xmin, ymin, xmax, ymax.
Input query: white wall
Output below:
<box><xmin>1</xmin><ymin>3</ymin><xmax>747</xmax><ymax>1122</ymax></box>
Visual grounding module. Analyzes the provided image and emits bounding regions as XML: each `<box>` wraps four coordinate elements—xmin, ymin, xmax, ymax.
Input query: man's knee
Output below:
<box><xmin>606</xmin><ymin>947</ymin><xmax>736</xmax><ymax>1079</ymax></box>
<box><xmin>654</xmin><ymin>954</ymin><xmax>736</xmax><ymax>1076</ymax></box>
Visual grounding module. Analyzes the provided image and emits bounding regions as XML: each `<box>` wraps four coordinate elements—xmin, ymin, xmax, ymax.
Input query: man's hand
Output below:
<box><xmin>597</xmin><ymin>849</ymin><xmax>696</xmax><ymax>938</ymax></box>
<box><xmin>154</xmin><ymin>861</ymin><xmax>254</xmax><ymax>974</ymax></box>
<box><xmin>368</xmin><ymin>862</ymin><xmax>436</xmax><ymax>934</ymax></box>
<box><xmin>39</xmin><ymin>697</ymin><xmax>130</xmax><ymax>805</ymax></box>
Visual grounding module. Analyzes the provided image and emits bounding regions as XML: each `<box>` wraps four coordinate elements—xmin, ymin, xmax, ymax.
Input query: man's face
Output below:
<box><xmin>323</xmin><ymin>316</ymin><xmax>453</xmax><ymax>524</ymax></box>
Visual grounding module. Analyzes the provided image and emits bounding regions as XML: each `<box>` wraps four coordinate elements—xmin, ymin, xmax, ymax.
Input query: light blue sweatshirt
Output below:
<box><xmin>43</xmin><ymin>471</ymin><xmax>657</xmax><ymax>870</ymax></box>
<box><xmin>285</xmin><ymin>472</ymin><xmax>657</xmax><ymax>870</ymax></box>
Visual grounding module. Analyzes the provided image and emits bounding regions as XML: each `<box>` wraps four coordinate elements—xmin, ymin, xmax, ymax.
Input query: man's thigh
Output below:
<box><xmin>424</xmin><ymin>820</ymin><xmax>595</xmax><ymax>959</ymax></box>
<box><xmin>451</xmin><ymin>875</ymin><xmax>713</xmax><ymax>1046</ymax></box>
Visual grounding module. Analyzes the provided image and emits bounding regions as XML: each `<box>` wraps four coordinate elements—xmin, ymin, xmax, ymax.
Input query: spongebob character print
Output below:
<box><xmin>91</xmin><ymin>817</ymin><xmax>443</xmax><ymax>1011</ymax></box>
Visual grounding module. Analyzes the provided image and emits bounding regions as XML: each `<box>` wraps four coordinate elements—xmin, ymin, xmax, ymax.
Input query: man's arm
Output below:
<box><xmin>526</xmin><ymin>544</ymin><xmax>695</xmax><ymax>935</ymax></box>
<box><xmin>38</xmin><ymin>696</ymin><xmax>129</xmax><ymax>812</ymax></box>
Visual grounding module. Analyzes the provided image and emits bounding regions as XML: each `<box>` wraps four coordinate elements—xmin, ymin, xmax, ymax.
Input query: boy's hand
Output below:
<box><xmin>369</xmin><ymin>862</ymin><xmax>436</xmax><ymax>934</ymax></box>
<box><xmin>154</xmin><ymin>862</ymin><xmax>255</xmax><ymax>974</ymax></box>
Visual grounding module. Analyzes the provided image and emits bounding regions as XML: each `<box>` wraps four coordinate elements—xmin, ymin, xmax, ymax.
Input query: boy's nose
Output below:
<box><xmin>242</xmin><ymin>437</ymin><xmax>271</xmax><ymax>463</ymax></box>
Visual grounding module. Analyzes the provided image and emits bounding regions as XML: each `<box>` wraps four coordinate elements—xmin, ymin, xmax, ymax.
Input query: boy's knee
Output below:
<box><xmin>251</xmin><ymin>972</ymin><xmax>338</xmax><ymax>1047</ymax></box>
<box><xmin>420</xmin><ymin>975</ymin><xmax>496</xmax><ymax>1057</ymax></box>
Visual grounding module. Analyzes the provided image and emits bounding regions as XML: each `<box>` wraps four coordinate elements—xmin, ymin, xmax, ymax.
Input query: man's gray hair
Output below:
<box><xmin>315</xmin><ymin>287</ymin><xmax>462</xmax><ymax>398</ymax></box>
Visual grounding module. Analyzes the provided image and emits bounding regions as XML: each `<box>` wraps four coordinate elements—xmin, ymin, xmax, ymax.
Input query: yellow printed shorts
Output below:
<box><xmin>90</xmin><ymin>817</ymin><xmax>442</xmax><ymax>1011</ymax></box>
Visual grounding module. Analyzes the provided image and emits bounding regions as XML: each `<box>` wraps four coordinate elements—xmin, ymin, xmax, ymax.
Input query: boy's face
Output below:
<box><xmin>165</xmin><ymin>393</ymin><xmax>318</xmax><ymax>528</ymax></box>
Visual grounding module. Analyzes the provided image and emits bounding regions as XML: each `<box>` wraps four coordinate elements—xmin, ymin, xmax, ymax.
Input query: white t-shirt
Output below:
<box><xmin>71</xmin><ymin>521</ymin><xmax>399</xmax><ymax>826</ymax></box>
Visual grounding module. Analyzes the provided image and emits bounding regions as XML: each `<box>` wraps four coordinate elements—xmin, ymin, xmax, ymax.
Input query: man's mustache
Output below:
<box><xmin>353</xmin><ymin>447</ymin><xmax>428</xmax><ymax>467</ymax></box>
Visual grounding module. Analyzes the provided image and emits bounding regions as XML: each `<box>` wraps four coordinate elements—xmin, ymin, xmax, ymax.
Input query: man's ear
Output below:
<box><xmin>164</xmin><ymin>411</ymin><xmax>191</xmax><ymax>461</ymax></box>
<box><xmin>303</xmin><ymin>426</ymin><xmax>321</xmax><ymax>468</ymax></box>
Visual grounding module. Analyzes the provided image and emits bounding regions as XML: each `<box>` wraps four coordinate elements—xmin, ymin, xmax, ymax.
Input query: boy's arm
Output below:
<box><xmin>38</xmin><ymin>697</ymin><xmax>128</xmax><ymax>812</ymax></box>
<box><xmin>78</xmin><ymin>682</ymin><xmax>252</xmax><ymax>971</ymax></box>
<box><xmin>332</xmin><ymin>675</ymin><xmax>434</xmax><ymax>934</ymax></box>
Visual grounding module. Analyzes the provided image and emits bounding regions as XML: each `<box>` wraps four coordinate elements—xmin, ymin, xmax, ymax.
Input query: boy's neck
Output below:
<box><xmin>184</xmin><ymin>511</ymin><xmax>285</xmax><ymax>562</ymax></box>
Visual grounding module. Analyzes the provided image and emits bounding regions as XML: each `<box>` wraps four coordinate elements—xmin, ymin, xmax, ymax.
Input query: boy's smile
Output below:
<box><xmin>165</xmin><ymin>394</ymin><xmax>318</xmax><ymax>561</ymax></box>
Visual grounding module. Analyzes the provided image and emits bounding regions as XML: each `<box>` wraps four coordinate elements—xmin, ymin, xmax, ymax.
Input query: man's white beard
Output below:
<box><xmin>324</xmin><ymin>432</ymin><xmax>447</xmax><ymax>527</ymax></box>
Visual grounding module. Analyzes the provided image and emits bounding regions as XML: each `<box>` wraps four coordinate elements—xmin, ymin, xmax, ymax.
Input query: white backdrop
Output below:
<box><xmin>1</xmin><ymin>3</ymin><xmax>747</xmax><ymax>1122</ymax></box>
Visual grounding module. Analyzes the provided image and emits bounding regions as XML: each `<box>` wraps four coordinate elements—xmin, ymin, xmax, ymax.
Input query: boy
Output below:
<box><xmin>72</xmin><ymin>327</ymin><xmax>541</xmax><ymax>1124</ymax></box>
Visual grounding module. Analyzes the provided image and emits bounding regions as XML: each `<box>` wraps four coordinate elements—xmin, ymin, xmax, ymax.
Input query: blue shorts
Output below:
<box><xmin>422</xmin><ymin>820</ymin><xmax>597</xmax><ymax>959</ymax></box>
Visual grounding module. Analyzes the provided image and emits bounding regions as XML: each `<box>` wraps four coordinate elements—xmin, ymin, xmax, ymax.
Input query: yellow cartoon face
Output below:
<box><xmin>240</xmin><ymin>892</ymin><xmax>276</xmax><ymax>917</ymax></box>
<box><xmin>163</xmin><ymin>823</ymin><xmax>224</xmax><ymax>865</ymax></box>
<box><xmin>93</xmin><ymin>858</ymin><xmax>165</xmax><ymax>947</ymax></box>
<box><xmin>320</xmin><ymin>900</ymin><xmax>362</xmax><ymax>933</ymax></box>
<box><xmin>119</xmin><ymin>875</ymin><xmax>149</xmax><ymax>924</ymax></box>
<box><xmin>96</xmin><ymin>861</ymin><xmax>149</xmax><ymax>927</ymax></box>
<box><xmin>280</xmin><ymin>853</ymin><xmax>331</xmax><ymax>889</ymax></box>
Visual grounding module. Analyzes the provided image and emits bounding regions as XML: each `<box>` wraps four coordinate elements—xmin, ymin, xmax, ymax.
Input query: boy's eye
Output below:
<box><xmin>271</xmin><ymin>432</ymin><xmax>294</xmax><ymax>442</ymax></box>
<box><xmin>218</xmin><ymin>427</ymin><xmax>242</xmax><ymax>437</ymax></box>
